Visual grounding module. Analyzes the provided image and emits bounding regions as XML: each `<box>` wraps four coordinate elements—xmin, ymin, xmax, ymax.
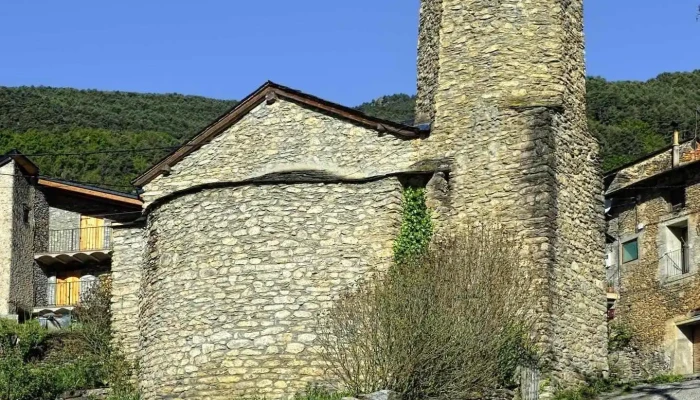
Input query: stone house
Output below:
<box><xmin>0</xmin><ymin>151</ymin><xmax>142</xmax><ymax>327</ymax></box>
<box><xmin>605</xmin><ymin>133</ymin><xmax>700</xmax><ymax>378</ymax></box>
<box><xmin>107</xmin><ymin>0</ymin><xmax>608</xmax><ymax>398</ymax></box>
<box><xmin>1</xmin><ymin>0</ymin><xmax>610</xmax><ymax>397</ymax></box>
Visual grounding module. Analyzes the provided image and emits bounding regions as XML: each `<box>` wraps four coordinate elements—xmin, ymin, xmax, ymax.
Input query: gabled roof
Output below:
<box><xmin>132</xmin><ymin>81</ymin><xmax>425</xmax><ymax>187</ymax></box>
<box><xmin>0</xmin><ymin>149</ymin><xmax>40</xmax><ymax>177</ymax></box>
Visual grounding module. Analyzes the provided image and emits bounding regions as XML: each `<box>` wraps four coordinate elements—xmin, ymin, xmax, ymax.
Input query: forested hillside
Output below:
<box><xmin>359</xmin><ymin>71</ymin><xmax>700</xmax><ymax>172</ymax></box>
<box><xmin>0</xmin><ymin>87</ymin><xmax>236</xmax><ymax>188</ymax></box>
<box><xmin>1</xmin><ymin>71</ymin><xmax>698</xmax><ymax>189</ymax></box>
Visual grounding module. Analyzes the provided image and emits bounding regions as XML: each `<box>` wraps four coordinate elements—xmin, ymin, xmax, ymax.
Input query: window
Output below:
<box><xmin>667</xmin><ymin>187</ymin><xmax>686</xmax><ymax>211</ymax></box>
<box><xmin>665</xmin><ymin>221</ymin><xmax>690</xmax><ymax>278</ymax></box>
<box><xmin>622</xmin><ymin>239</ymin><xmax>639</xmax><ymax>263</ymax></box>
<box><xmin>605</xmin><ymin>238</ymin><xmax>618</xmax><ymax>267</ymax></box>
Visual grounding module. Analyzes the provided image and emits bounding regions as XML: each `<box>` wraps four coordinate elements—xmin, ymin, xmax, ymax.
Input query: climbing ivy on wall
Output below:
<box><xmin>393</xmin><ymin>186</ymin><xmax>434</xmax><ymax>265</ymax></box>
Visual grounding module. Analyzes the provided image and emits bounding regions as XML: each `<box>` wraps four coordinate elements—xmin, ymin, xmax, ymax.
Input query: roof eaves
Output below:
<box><xmin>38</xmin><ymin>176</ymin><xmax>142</xmax><ymax>206</ymax></box>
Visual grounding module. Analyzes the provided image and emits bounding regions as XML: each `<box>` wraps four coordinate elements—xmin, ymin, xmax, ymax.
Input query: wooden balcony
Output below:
<box><xmin>35</xmin><ymin>227</ymin><xmax>112</xmax><ymax>266</ymax></box>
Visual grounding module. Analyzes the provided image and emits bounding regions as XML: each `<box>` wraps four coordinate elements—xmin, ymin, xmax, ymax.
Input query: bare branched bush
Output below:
<box><xmin>72</xmin><ymin>276</ymin><xmax>112</xmax><ymax>357</ymax></box>
<box><xmin>318</xmin><ymin>225</ymin><xmax>537</xmax><ymax>399</ymax></box>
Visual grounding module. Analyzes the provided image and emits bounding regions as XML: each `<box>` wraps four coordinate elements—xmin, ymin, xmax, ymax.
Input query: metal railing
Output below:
<box><xmin>40</xmin><ymin>280</ymin><xmax>97</xmax><ymax>307</ymax></box>
<box><xmin>47</xmin><ymin>226</ymin><xmax>112</xmax><ymax>253</ymax></box>
<box><xmin>606</xmin><ymin>265</ymin><xmax>621</xmax><ymax>293</ymax></box>
<box><xmin>665</xmin><ymin>247</ymin><xmax>690</xmax><ymax>279</ymax></box>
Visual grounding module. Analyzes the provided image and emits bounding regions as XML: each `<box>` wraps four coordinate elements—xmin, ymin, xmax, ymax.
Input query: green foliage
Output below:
<box><xmin>293</xmin><ymin>385</ymin><xmax>349</xmax><ymax>400</ymax></box>
<box><xmin>553</xmin><ymin>373</ymin><xmax>618</xmax><ymax>400</ymax></box>
<box><xmin>0</xmin><ymin>320</ymin><xmax>89</xmax><ymax>400</ymax></box>
<box><xmin>0</xmin><ymin>85</ymin><xmax>234</xmax><ymax>189</ymax></box>
<box><xmin>0</xmin><ymin>86</ymin><xmax>235</xmax><ymax>140</ymax></box>
<box><xmin>356</xmin><ymin>94</ymin><xmax>416</xmax><ymax>124</ymax></box>
<box><xmin>0</xmin><ymin>280</ymin><xmax>139</xmax><ymax>400</ymax></box>
<box><xmin>553</xmin><ymin>372</ymin><xmax>686</xmax><ymax>400</ymax></box>
<box><xmin>608</xmin><ymin>323</ymin><xmax>634</xmax><ymax>352</ymax></box>
<box><xmin>0</xmin><ymin>128</ymin><xmax>178</xmax><ymax>189</ymax></box>
<box><xmin>646</xmin><ymin>374</ymin><xmax>685</xmax><ymax>384</ymax></box>
<box><xmin>393</xmin><ymin>187</ymin><xmax>433</xmax><ymax>265</ymax></box>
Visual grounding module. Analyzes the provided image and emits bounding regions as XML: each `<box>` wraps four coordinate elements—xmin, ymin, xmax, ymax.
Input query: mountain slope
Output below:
<box><xmin>1</xmin><ymin>71</ymin><xmax>697</xmax><ymax>187</ymax></box>
<box><xmin>0</xmin><ymin>86</ymin><xmax>236</xmax><ymax>139</ymax></box>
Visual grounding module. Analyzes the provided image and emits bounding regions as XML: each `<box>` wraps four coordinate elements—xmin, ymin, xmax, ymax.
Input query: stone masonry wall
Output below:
<box><xmin>0</xmin><ymin>162</ymin><xmax>14</xmax><ymax>316</ymax></box>
<box><xmin>48</xmin><ymin>207</ymin><xmax>81</xmax><ymax>252</ymax></box>
<box><xmin>414</xmin><ymin>0</ymin><xmax>442</xmax><ymax>125</ymax></box>
<box><xmin>141</xmin><ymin>99</ymin><xmax>417</xmax><ymax>206</ymax></box>
<box><xmin>10</xmin><ymin>167</ymin><xmax>36</xmax><ymax>316</ymax></box>
<box><xmin>139</xmin><ymin>180</ymin><xmax>402</xmax><ymax>399</ymax></box>
<box><xmin>49</xmin><ymin>207</ymin><xmax>80</xmax><ymax>230</ymax></box>
<box><xmin>606</xmin><ymin>164</ymin><xmax>700</xmax><ymax>377</ymax></box>
<box><xmin>33</xmin><ymin>190</ymin><xmax>49</xmax><ymax>309</ymax></box>
<box><xmin>111</xmin><ymin>223</ymin><xmax>144</xmax><ymax>362</ymax></box>
<box><xmin>549</xmin><ymin>0</ymin><xmax>609</xmax><ymax>380</ymax></box>
<box><xmin>414</xmin><ymin>0</ymin><xmax>607</xmax><ymax>386</ymax></box>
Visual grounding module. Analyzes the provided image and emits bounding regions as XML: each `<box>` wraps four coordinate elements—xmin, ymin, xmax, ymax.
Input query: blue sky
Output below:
<box><xmin>1</xmin><ymin>0</ymin><xmax>699</xmax><ymax>105</ymax></box>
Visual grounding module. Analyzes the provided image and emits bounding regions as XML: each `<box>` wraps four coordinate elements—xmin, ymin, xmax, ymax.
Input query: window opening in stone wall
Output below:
<box><xmin>22</xmin><ymin>205</ymin><xmax>30</xmax><ymax>224</ymax></box>
<box><xmin>621</xmin><ymin>239</ymin><xmax>638</xmax><ymax>263</ymax></box>
<box><xmin>606</xmin><ymin>236</ymin><xmax>620</xmax><ymax>294</ymax></box>
<box><xmin>666</xmin><ymin>187</ymin><xmax>687</xmax><ymax>212</ymax></box>
<box><xmin>664</xmin><ymin>221</ymin><xmax>690</xmax><ymax>278</ymax></box>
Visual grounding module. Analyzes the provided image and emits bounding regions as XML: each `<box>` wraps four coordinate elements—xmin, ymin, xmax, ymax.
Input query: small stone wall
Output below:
<box><xmin>609</xmin><ymin>348</ymin><xmax>670</xmax><ymax>381</ymax></box>
<box><xmin>138</xmin><ymin>179</ymin><xmax>402</xmax><ymax>399</ymax></box>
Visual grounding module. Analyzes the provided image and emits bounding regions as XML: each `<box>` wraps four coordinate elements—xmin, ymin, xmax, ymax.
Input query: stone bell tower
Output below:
<box><xmin>415</xmin><ymin>0</ymin><xmax>609</xmax><ymax>387</ymax></box>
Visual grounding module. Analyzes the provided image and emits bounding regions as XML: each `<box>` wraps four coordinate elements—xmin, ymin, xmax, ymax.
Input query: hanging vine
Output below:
<box><xmin>393</xmin><ymin>186</ymin><xmax>434</xmax><ymax>266</ymax></box>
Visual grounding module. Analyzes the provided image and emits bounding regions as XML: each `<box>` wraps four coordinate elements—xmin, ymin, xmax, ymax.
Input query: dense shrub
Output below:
<box><xmin>0</xmin><ymin>279</ymin><xmax>139</xmax><ymax>400</ymax></box>
<box><xmin>72</xmin><ymin>277</ymin><xmax>113</xmax><ymax>356</ymax></box>
<box><xmin>608</xmin><ymin>323</ymin><xmax>634</xmax><ymax>353</ymax></box>
<box><xmin>318</xmin><ymin>226</ymin><xmax>537</xmax><ymax>400</ymax></box>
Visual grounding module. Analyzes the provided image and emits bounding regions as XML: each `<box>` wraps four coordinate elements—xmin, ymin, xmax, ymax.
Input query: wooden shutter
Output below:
<box><xmin>56</xmin><ymin>274</ymin><xmax>80</xmax><ymax>306</ymax></box>
<box><xmin>79</xmin><ymin>216</ymin><xmax>105</xmax><ymax>251</ymax></box>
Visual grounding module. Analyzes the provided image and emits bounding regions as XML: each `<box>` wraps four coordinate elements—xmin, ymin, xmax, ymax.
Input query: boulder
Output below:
<box><xmin>359</xmin><ymin>390</ymin><xmax>399</xmax><ymax>400</ymax></box>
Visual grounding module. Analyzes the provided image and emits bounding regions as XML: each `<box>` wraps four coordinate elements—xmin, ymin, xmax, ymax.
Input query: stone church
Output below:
<box><xmin>107</xmin><ymin>0</ymin><xmax>608</xmax><ymax>397</ymax></box>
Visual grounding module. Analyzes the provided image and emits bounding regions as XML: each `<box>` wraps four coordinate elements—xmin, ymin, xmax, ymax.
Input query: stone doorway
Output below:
<box><xmin>675</xmin><ymin>319</ymin><xmax>700</xmax><ymax>375</ymax></box>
